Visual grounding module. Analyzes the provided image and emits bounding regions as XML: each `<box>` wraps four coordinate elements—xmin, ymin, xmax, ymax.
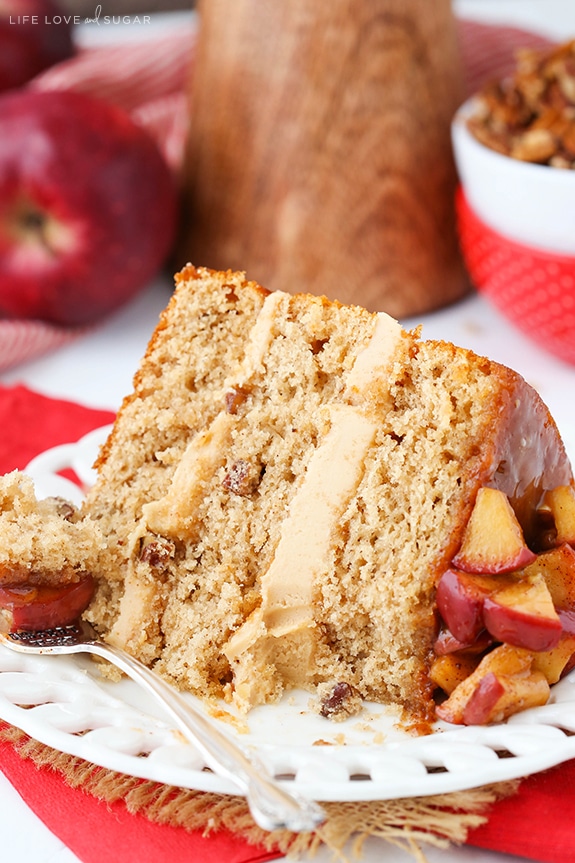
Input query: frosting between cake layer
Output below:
<box><xmin>225</xmin><ymin>405</ymin><xmax>378</xmax><ymax>644</ymax></box>
<box><xmin>140</xmin><ymin>291</ymin><xmax>289</xmax><ymax>540</ymax></box>
<box><xmin>345</xmin><ymin>312</ymin><xmax>405</xmax><ymax>399</ymax></box>
<box><xmin>142</xmin><ymin>411</ymin><xmax>234</xmax><ymax>538</ymax></box>
<box><xmin>224</xmin><ymin>311</ymin><xmax>403</xmax><ymax>708</ymax></box>
<box><xmin>235</xmin><ymin>290</ymin><xmax>286</xmax><ymax>383</ymax></box>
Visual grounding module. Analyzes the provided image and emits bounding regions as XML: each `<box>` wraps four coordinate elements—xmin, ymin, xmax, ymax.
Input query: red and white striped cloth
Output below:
<box><xmin>0</xmin><ymin>320</ymin><xmax>89</xmax><ymax>370</ymax></box>
<box><xmin>0</xmin><ymin>18</ymin><xmax>554</xmax><ymax>373</ymax></box>
<box><xmin>31</xmin><ymin>28</ymin><xmax>196</xmax><ymax>173</ymax></box>
<box><xmin>457</xmin><ymin>19</ymin><xmax>552</xmax><ymax>97</ymax></box>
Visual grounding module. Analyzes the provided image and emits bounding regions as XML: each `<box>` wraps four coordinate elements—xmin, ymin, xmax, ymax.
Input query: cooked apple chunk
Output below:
<box><xmin>540</xmin><ymin>485</ymin><xmax>575</xmax><ymax>547</ymax></box>
<box><xmin>0</xmin><ymin>574</ymin><xmax>94</xmax><ymax>633</ymax></box>
<box><xmin>433</xmin><ymin>484</ymin><xmax>575</xmax><ymax>725</ymax></box>
<box><xmin>482</xmin><ymin>573</ymin><xmax>562</xmax><ymax>652</ymax></box>
<box><xmin>436</xmin><ymin>569</ymin><xmax>486</xmax><ymax>643</ymax></box>
<box><xmin>433</xmin><ymin>626</ymin><xmax>492</xmax><ymax>656</ymax></box>
<box><xmin>532</xmin><ymin>626</ymin><xmax>575</xmax><ymax>684</ymax></box>
<box><xmin>452</xmin><ymin>488</ymin><xmax>536</xmax><ymax>574</ymax></box>
<box><xmin>436</xmin><ymin>569</ymin><xmax>510</xmax><ymax>643</ymax></box>
<box><xmin>436</xmin><ymin>644</ymin><xmax>549</xmax><ymax>726</ymax></box>
<box><xmin>429</xmin><ymin>652</ymin><xmax>481</xmax><ymax>694</ymax></box>
<box><xmin>523</xmin><ymin>544</ymin><xmax>575</xmax><ymax>610</ymax></box>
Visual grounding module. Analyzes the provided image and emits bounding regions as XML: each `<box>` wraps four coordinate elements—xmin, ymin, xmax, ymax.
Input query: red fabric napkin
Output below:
<box><xmin>0</xmin><ymin>734</ymin><xmax>278</xmax><ymax>863</ymax></box>
<box><xmin>0</xmin><ymin>383</ymin><xmax>280</xmax><ymax>863</ymax></box>
<box><xmin>0</xmin><ymin>384</ymin><xmax>115</xmax><ymax>473</ymax></box>
<box><xmin>467</xmin><ymin>759</ymin><xmax>575</xmax><ymax>863</ymax></box>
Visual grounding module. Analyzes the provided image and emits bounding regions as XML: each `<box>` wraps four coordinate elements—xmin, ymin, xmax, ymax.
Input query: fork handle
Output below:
<box><xmin>85</xmin><ymin>640</ymin><xmax>325</xmax><ymax>833</ymax></box>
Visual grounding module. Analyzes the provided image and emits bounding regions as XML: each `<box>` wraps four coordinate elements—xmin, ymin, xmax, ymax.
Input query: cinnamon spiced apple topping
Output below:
<box><xmin>433</xmin><ymin>484</ymin><xmax>575</xmax><ymax>725</ymax></box>
<box><xmin>0</xmin><ymin>573</ymin><xmax>94</xmax><ymax>633</ymax></box>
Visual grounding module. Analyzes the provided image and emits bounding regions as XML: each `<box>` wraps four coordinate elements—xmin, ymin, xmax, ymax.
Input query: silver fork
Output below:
<box><xmin>0</xmin><ymin>619</ymin><xmax>325</xmax><ymax>834</ymax></box>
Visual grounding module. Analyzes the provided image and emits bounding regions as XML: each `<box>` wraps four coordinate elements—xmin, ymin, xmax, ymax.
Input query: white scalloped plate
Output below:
<box><xmin>2</xmin><ymin>425</ymin><xmax>575</xmax><ymax>802</ymax></box>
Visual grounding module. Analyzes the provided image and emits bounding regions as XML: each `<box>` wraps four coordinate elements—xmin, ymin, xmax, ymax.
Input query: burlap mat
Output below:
<box><xmin>0</xmin><ymin>722</ymin><xmax>519</xmax><ymax>862</ymax></box>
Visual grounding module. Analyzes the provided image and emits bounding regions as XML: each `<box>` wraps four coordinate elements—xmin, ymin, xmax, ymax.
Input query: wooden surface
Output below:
<box><xmin>179</xmin><ymin>0</ymin><xmax>468</xmax><ymax>316</ymax></box>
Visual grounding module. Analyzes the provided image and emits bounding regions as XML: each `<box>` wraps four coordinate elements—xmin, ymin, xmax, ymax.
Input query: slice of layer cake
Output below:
<box><xmin>1</xmin><ymin>264</ymin><xmax>574</xmax><ymax>727</ymax></box>
<box><xmin>80</xmin><ymin>266</ymin><xmax>574</xmax><ymax>724</ymax></box>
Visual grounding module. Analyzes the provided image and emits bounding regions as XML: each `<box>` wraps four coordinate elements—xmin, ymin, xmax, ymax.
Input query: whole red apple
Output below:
<box><xmin>0</xmin><ymin>0</ymin><xmax>74</xmax><ymax>93</ymax></box>
<box><xmin>0</xmin><ymin>89</ymin><xmax>178</xmax><ymax>325</ymax></box>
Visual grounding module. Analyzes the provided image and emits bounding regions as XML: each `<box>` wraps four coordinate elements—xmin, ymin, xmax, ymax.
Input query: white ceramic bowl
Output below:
<box><xmin>451</xmin><ymin>96</ymin><xmax>575</xmax><ymax>365</ymax></box>
<box><xmin>451</xmin><ymin>96</ymin><xmax>575</xmax><ymax>255</ymax></box>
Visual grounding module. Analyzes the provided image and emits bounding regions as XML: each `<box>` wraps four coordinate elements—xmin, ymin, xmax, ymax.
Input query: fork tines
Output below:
<box><xmin>6</xmin><ymin>624</ymin><xmax>83</xmax><ymax>648</ymax></box>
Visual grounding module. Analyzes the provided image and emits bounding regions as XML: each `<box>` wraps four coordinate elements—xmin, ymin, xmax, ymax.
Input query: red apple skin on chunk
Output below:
<box><xmin>433</xmin><ymin>626</ymin><xmax>492</xmax><ymax>656</ymax></box>
<box><xmin>541</xmin><ymin>485</ymin><xmax>575</xmax><ymax>547</ymax></box>
<box><xmin>461</xmin><ymin>672</ymin><xmax>505</xmax><ymax>725</ymax></box>
<box><xmin>482</xmin><ymin>574</ymin><xmax>562</xmax><ymax>653</ymax></box>
<box><xmin>436</xmin><ymin>644</ymin><xmax>550</xmax><ymax>726</ymax></box>
<box><xmin>559</xmin><ymin>609</ymin><xmax>575</xmax><ymax>635</ymax></box>
<box><xmin>0</xmin><ymin>575</ymin><xmax>94</xmax><ymax>632</ymax></box>
<box><xmin>436</xmin><ymin>569</ymin><xmax>486</xmax><ymax>644</ymax></box>
<box><xmin>0</xmin><ymin>90</ymin><xmax>177</xmax><ymax>325</ymax></box>
<box><xmin>452</xmin><ymin>488</ymin><xmax>536</xmax><ymax>575</ymax></box>
<box><xmin>436</xmin><ymin>569</ymin><xmax>518</xmax><ymax>644</ymax></box>
<box><xmin>462</xmin><ymin>669</ymin><xmax>549</xmax><ymax>726</ymax></box>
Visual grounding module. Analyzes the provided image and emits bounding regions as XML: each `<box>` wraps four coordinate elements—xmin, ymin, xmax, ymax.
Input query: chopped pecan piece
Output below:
<box><xmin>45</xmin><ymin>496</ymin><xmax>79</xmax><ymax>522</ymax></box>
<box><xmin>511</xmin><ymin>128</ymin><xmax>557</xmax><ymax>163</ymax></box>
<box><xmin>222</xmin><ymin>459</ymin><xmax>263</xmax><ymax>496</ymax></box>
<box><xmin>224</xmin><ymin>385</ymin><xmax>250</xmax><ymax>415</ymax></box>
<box><xmin>319</xmin><ymin>681</ymin><xmax>362</xmax><ymax>721</ymax></box>
<box><xmin>139</xmin><ymin>535</ymin><xmax>176</xmax><ymax>570</ymax></box>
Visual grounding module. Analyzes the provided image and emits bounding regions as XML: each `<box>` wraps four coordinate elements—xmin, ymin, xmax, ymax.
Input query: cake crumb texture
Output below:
<box><xmin>0</xmin><ymin>472</ymin><xmax>102</xmax><ymax>585</ymax></box>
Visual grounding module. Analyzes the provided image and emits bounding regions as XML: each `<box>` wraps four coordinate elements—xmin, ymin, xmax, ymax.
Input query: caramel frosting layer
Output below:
<box><xmin>224</xmin><ymin>312</ymin><xmax>403</xmax><ymax>709</ymax></box>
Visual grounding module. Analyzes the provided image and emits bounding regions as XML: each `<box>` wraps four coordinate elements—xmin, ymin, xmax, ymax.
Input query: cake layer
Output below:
<box><xmin>86</xmin><ymin>267</ymin><xmax>406</xmax><ymax>687</ymax></box>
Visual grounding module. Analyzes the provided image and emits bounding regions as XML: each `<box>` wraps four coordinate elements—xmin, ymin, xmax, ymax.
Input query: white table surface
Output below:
<box><xmin>1</xmin><ymin>2</ymin><xmax>575</xmax><ymax>861</ymax></box>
